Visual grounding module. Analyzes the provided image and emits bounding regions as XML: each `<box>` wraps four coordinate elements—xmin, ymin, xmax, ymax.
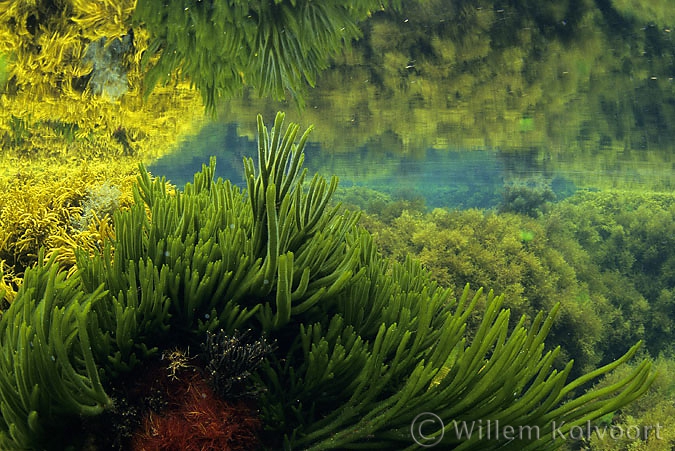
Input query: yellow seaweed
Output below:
<box><xmin>0</xmin><ymin>0</ymin><xmax>205</xmax><ymax>163</ymax></box>
<box><xmin>0</xmin><ymin>156</ymin><xmax>139</xmax><ymax>305</ymax></box>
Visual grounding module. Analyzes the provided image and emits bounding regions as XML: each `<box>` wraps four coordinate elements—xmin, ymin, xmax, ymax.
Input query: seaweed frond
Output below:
<box><xmin>203</xmin><ymin>329</ymin><xmax>275</xmax><ymax>399</ymax></box>
<box><xmin>133</xmin><ymin>0</ymin><xmax>387</xmax><ymax>110</ymax></box>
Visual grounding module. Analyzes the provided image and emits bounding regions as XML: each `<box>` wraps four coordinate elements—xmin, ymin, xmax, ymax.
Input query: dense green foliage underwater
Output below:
<box><xmin>0</xmin><ymin>113</ymin><xmax>656</xmax><ymax>450</ymax></box>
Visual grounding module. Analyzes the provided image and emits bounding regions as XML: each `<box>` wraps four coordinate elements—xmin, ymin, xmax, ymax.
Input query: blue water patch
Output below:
<box><xmin>149</xmin><ymin>122</ymin><xmax>576</xmax><ymax>211</ymax></box>
<box><xmin>301</xmin><ymin>148</ymin><xmax>507</xmax><ymax>209</ymax></box>
<box><xmin>148</xmin><ymin>122</ymin><xmax>250</xmax><ymax>187</ymax></box>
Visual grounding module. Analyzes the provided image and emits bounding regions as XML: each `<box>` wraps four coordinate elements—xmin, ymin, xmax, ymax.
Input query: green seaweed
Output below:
<box><xmin>133</xmin><ymin>0</ymin><xmax>392</xmax><ymax>110</ymax></box>
<box><xmin>0</xmin><ymin>112</ymin><xmax>654</xmax><ymax>450</ymax></box>
<box><xmin>0</xmin><ymin>252</ymin><xmax>111</xmax><ymax>449</ymax></box>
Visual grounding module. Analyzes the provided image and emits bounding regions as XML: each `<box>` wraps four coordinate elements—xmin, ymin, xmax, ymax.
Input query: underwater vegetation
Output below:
<box><xmin>125</xmin><ymin>330</ymin><xmax>274</xmax><ymax>449</ymax></box>
<box><xmin>3</xmin><ymin>0</ymin><xmax>675</xmax><ymax>194</ymax></box>
<box><xmin>0</xmin><ymin>0</ymin><xmax>402</xmax><ymax>169</ymax></box>
<box><xmin>0</xmin><ymin>52</ymin><xmax>8</xmax><ymax>91</ymax></box>
<box><xmin>0</xmin><ymin>0</ymin><xmax>205</xmax><ymax>162</ymax></box>
<box><xmin>217</xmin><ymin>0</ymin><xmax>675</xmax><ymax>193</ymax></box>
<box><xmin>82</xmin><ymin>35</ymin><xmax>133</xmax><ymax>101</ymax></box>
<box><xmin>0</xmin><ymin>113</ymin><xmax>655</xmax><ymax>450</ymax></box>
<box><xmin>547</xmin><ymin>191</ymin><xmax>675</xmax><ymax>357</ymax></box>
<box><xmin>359</xmin><ymin>206</ymin><xmax>610</xmax><ymax>377</ymax></box>
<box><xmin>498</xmin><ymin>178</ymin><xmax>558</xmax><ymax>218</ymax></box>
<box><xmin>357</xmin><ymin>186</ymin><xmax>675</xmax><ymax>383</ymax></box>
<box><xmin>585</xmin><ymin>356</ymin><xmax>675</xmax><ymax>450</ymax></box>
<box><xmin>0</xmin><ymin>158</ymin><xmax>139</xmax><ymax>305</ymax></box>
<box><xmin>0</xmin><ymin>2</ymin><xmax>670</xmax><ymax>448</ymax></box>
<box><xmin>612</xmin><ymin>0</ymin><xmax>675</xmax><ymax>25</ymax></box>
<box><xmin>133</xmin><ymin>0</ymin><xmax>397</xmax><ymax>110</ymax></box>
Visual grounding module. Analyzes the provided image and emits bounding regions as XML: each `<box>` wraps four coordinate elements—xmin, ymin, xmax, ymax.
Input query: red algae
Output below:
<box><xmin>131</xmin><ymin>370</ymin><xmax>261</xmax><ymax>451</ymax></box>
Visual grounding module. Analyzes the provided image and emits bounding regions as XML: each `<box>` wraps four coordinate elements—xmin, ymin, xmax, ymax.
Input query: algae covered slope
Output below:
<box><xmin>0</xmin><ymin>112</ymin><xmax>653</xmax><ymax>450</ymax></box>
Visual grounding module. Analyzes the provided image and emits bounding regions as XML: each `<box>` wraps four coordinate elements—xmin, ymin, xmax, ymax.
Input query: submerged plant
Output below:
<box><xmin>0</xmin><ymin>158</ymin><xmax>138</xmax><ymax>300</ymax></box>
<box><xmin>133</xmin><ymin>0</ymin><xmax>395</xmax><ymax>109</ymax></box>
<box><xmin>0</xmin><ymin>112</ymin><xmax>655</xmax><ymax>450</ymax></box>
<box><xmin>499</xmin><ymin>178</ymin><xmax>557</xmax><ymax>217</ymax></box>
<box><xmin>0</xmin><ymin>252</ymin><xmax>112</xmax><ymax>449</ymax></box>
<box><xmin>0</xmin><ymin>1</ymin><xmax>206</xmax><ymax>164</ymax></box>
<box><xmin>203</xmin><ymin>329</ymin><xmax>275</xmax><ymax>399</ymax></box>
<box><xmin>129</xmin><ymin>353</ymin><xmax>263</xmax><ymax>451</ymax></box>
